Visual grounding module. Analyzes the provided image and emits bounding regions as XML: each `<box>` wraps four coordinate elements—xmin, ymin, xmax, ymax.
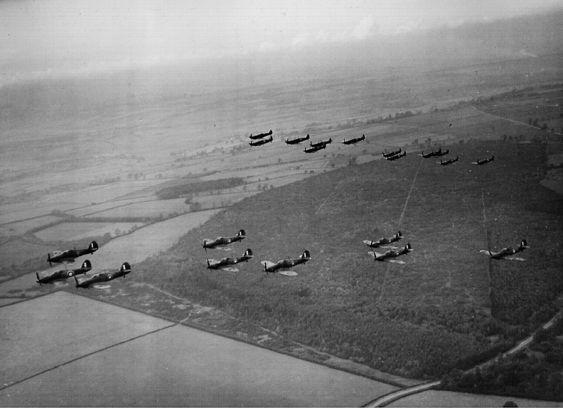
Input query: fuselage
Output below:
<box><xmin>285</xmin><ymin>134</ymin><xmax>309</xmax><ymax>144</ymax></box>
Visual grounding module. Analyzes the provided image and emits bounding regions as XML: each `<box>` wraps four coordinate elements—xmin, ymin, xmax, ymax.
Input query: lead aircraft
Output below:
<box><xmin>261</xmin><ymin>250</ymin><xmax>311</xmax><ymax>276</ymax></box>
<box><xmin>74</xmin><ymin>262</ymin><xmax>131</xmax><ymax>288</ymax></box>
<box><xmin>207</xmin><ymin>248</ymin><xmax>253</xmax><ymax>271</ymax></box>
<box><xmin>47</xmin><ymin>241</ymin><xmax>98</xmax><ymax>266</ymax></box>
<box><xmin>36</xmin><ymin>260</ymin><xmax>92</xmax><ymax>284</ymax></box>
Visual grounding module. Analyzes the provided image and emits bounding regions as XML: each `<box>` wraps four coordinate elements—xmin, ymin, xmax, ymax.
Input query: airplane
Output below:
<box><xmin>47</xmin><ymin>241</ymin><xmax>99</xmax><ymax>266</ymax></box>
<box><xmin>439</xmin><ymin>156</ymin><xmax>459</xmax><ymax>166</ymax></box>
<box><xmin>472</xmin><ymin>155</ymin><xmax>495</xmax><ymax>165</ymax></box>
<box><xmin>382</xmin><ymin>148</ymin><xmax>402</xmax><ymax>158</ymax></box>
<box><xmin>206</xmin><ymin>248</ymin><xmax>253</xmax><ymax>271</ymax></box>
<box><xmin>249</xmin><ymin>135</ymin><xmax>273</xmax><ymax>147</ymax></box>
<box><xmin>74</xmin><ymin>262</ymin><xmax>132</xmax><ymax>288</ymax></box>
<box><xmin>369</xmin><ymin>243</ymin><xmax>412</xmax><ymax>264</ymax></box>
<box><xmin>203</xmin><ymin>229</ymin><xmax>246</xmax><ymax>250</ymax></box>
<box><xmin>249</xmin><ymin>129</ymin><xmax>273</xmax><ymax>140</ymax></box>
<box><xmin>480</xmin><ymin>240</ymin><xmax>529</xmax><ymax>261</ymax></box>
<box><xmin>420</xmin><ymin>147</ymin><xmax>448</xmax><ymax>158</ymax></box>
<box><xmin>36</xmin><ymin>260</ymin><xmax>92</xmax><ymax>284</ymax></box>
<box><xmin>261</xmin><ymin>250</ymin><xmax>311</xmax><ymax>276</ymax></box>
<box><xmin>342</xmin><ymin>134</ymin><xmax>366</xmax><ymax>145</ymax></box>
<box><xmin>285</xmin><ymin>134</ymin><xmax>310</xmax><ymax>145</ymax></box>
<box><xmin>363</xmin><ymin>231</ymin><xmax>403</xmax><ymax>248</ymax></box>
<box><xmin>310</xmin><ymin>138</ymin><xmax>332</xmax><ymax>148</ymax></box>
<box><xmin>386</xmin><ymin>150</ymin><xmax>407</xmax><ymax>161</ymax></box>
<box><xmin>304</xmin><ymin>144</ymin><xmax>326</xmax><ymax>153</ymax></box>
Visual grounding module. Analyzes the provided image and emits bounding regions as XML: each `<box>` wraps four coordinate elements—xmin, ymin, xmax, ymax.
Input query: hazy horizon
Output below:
<box><xmin>2</xmin><ymin>0</ymin><xmax>563</xmax><ymax>85</ymax></box>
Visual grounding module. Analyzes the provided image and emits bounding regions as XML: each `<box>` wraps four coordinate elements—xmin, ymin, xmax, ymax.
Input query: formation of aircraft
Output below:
<box><xmin>47</xmin><ymin>241</ymin><xmax>99</xmax><ymax>266</ymax></box>
<box><xmin>261</xmin><ymin>250</ymin><xmax>311</xmax><ymax>276</ymax></box>
<box><xmin>439</xmin><ymin>156</ymin><xmax>459</xmax><ymax>166</ymax></box>
<box><xmin>480</xmin><ymin>240</ymin><xmax>529</xmax><ymax>261</ymax></box>
<box><xmin>369</xmin><ymin>243</ymin><xmax>412</xmax><ymax>264</ymax></box>
<box><xmin>342</xmin><ymin>134</ymin><xmax>366</xmax><ymax>145</ymax></box>
<box><xmin>249</xmin><ymin>135</ymin><xmax>273</xmax><ymax>147</ymax></box>
<box><xmin>203</xmin><ymin>229</ymin><xmax>246</xmax><ymax>250</ymax></box>
<box><xmin>363</xmin><ymin>231</ymin><xmax>403</xmax><ymax>248</ymax></box>
<box><xmin>472</xmin><ymin>155</ymin><xmax>495</xmax><ymax>165</ymax></box>
<box><xmin>207</xmin><ymin>248</ymin><xmax>253</xmax><ymax>271</ymax></box>
<box><xmin>420</xmin><ymin>147</ymin><xmax>449</xmax><ymax>158</ymax></box>
<box><xmin>285</xmin><ymin>134</ymin><xmax>310</xmax><ymax>145</ymax></box>
<box><xmin>74</xmin><ymin>262</ymin><xmax>132</xmax><ymax>288</ymax></box>
<box><xmin>36</xmin><ymin>260</ymin><xmax>92</xmax><ymax>284</ymax></box>
<box><xmin>249</xmin><ymin>129</ymin><xmax>273</xmax><ymax>140</ymax></box>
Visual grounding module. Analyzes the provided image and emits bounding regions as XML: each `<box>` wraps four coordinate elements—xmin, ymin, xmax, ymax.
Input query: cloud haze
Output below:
<box><xmin>1</xmin><ymin>0</ymin><xmax>562</xmax><ymax>83</ymax></box>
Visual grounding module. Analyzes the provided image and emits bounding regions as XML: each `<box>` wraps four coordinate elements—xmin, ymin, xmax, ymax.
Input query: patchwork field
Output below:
<box><xmin>0</xmin><ymin>292</ymin><xmax>396</xmax><ymax>407</ymax></box>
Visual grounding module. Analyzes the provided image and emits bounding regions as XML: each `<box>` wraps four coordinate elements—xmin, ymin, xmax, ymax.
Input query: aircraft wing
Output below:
<box><xmin>278</xmin><ymin>271</ymin><xmax>298</xmax><ymax>277</ymax></box>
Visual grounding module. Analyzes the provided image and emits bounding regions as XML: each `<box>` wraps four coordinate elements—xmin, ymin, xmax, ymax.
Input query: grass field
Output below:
<box><xmin>0</xmin><ymin>292</ymin><xmax>397</xmax><ymax>407</ymax></box>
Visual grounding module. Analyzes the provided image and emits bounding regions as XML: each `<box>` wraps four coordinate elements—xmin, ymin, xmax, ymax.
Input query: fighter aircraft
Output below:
<box><xmin>203</xmin><ymin>229</ymin><xmax>246</xmax><ymax>250</ymax></box>
<box><xmin>480</xmin><ymin>240</ymin><xmax>529</xmax><ymax>261</ymax></box>
<box><xmin>382</xmin><ymin>148</ymin><xmax>402</xmax><ymax>158</ymax></box>
<box><xmin>420</xmin><ymin>147</ymin><xmax>448</xmax><ymax>158</ymax></box>
<box><xmin>285</xmin><ymin>134</ymin><xmax>310</xmax><ymax>145</ymax></box>
<box><xmin>342</xmin><ymin>134</ymin><xmax>366</xmax><ymax>145</ymax></box>
<box><xmin>249</xmin><ymin>135</ymin><xmax>273</xmax><ymax>146</ymax></box>
<box><xmin>439</xmin><ymin>156</ymin><xmax>459</xmax><ymax>166</ymax></box>
<box><xmin>472</xmin><ymin>155</ymin><xmax>495</xmax><ymax>165</ymax></box>
<box><xmin>36</xmin><ymin>260</ymin><xmax>92</xmax><ymax>284</ymax></box>
<box><xmin>386</xmin><ymin>150</ymin><xmax>407</xmax><ymax>161</ymax></box>
<box><xmin>369</xmin><ymin>243</ymin><xmax>412</xmax><ymax>263</ymax></box>
<box><xmin>206</xmin><ymin>248</ymin><xmax>253</xmax><ymax>271</ymax></box>
<box><xmin>74</xmin><ymin>262</ymin><xmax>132</xmax><ymax>288</ymax></box>
<box><xmin>249</xmin><ymin>129</ymin><xmax>273</xmax><ymax>140</ymax></box>
<box><xmin>47</xmin><ymin>241</ymin><xmax>99</xmax><ymax>266</ymax></box>
<box><xmin>363</xmin><ymin>231</ymin><xmax>403</xmax><ymax>248</ymax></box>
<box><xmin>310</xmin><ymin>138</ymin><xmax>332</xmax><ymax>148</ymax></box>
<box><xmin>304</xmin><ymin>144</ymin><xmax>326</xmax><ymax>153</ymax></box>
<box><xmin>261</xmin><ymin>250</ymin><xmax>311</xmax><ymax>276</ymax></box>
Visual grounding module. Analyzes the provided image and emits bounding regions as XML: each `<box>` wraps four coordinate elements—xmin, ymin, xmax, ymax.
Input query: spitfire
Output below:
<box><xmin>36</xmin><ymin>260</ymin><xmax>92</xmax><ymax>284</ymax></box>
<box><xmin>480</xmin><ymin>240</ymin><xmax>529</xmax><ymax>261</ymax></box>
<box><xmin>363</xmin><ymin>231</ymin><xmax>403</xmax><ymax>248</ymax></box>
<box><xmin>47</xmin><ymin>241</ymin><xmax>99</xmax><ymax>266</ymax></box>
<box><xmin>369</xmin><ymin>243</ymin><xmax>412</xmax><ymax>264</ymax></box>
<box><xmin>472</xmin><ymin>155</ymin><xmax>495</xmax><ymax>165</ymax></box>
<box><xmin>74</xmin><ymin>262</ymin><xmax>132</xmax><ymax>288</ymax></box>
<box><xmin>285</xmin><ymin>134</ymin><xmax>310</xmax><ymax>145</ymax></box>
<box><xmin>203</xmin><ymin>230</ymin><xmax>246</xmax><ymax>250</ymax></box>
<box><xmin>248</xmin><ymin>129</ymin><xmax>273</xmax><ymax>140</ymax></box>
<box><xmin>261</xmin><ymin>250</ymin><xmax>311</xmax><ymax>276</ymax></box>
<box><xmin>207</xmin><ymin>248</ymin><xmax>253</xmax><ymax>271</ymax></box>
<box><xmin>342</xmin><ymin>134</ymin><xmax>366</xmax><ymax>145</ymax></box>
<box><xmin>249</xmin><ymin>135</ymin><xmax>273</xmax><ymax>147</ymax></box>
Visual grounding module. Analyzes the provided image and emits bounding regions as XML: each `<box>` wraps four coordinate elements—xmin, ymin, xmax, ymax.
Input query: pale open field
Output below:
<box><xmin>82</xmin><ymin>198</ymin><xmax>190</xmax><ymax>219</ymax></box>
<box><xmin>0</xmin><ymin>292</ymin><xmax>396</xmax><ymax>406</ymax></box>
<box><xmin>0</xmin><ymin>215</ymin><xmax>61</xmax><ymax>237</ymax></box>
<box><xmin>34</xmin><ymin>221</ymin><xmax>143</xmax><ymax>242</ymax></box>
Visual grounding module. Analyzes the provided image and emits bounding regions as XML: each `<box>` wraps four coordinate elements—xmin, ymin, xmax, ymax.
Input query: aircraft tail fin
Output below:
<box><xmin>405</xmin><ymin>243</ymin><xmax>412</xmax><ymax>251</ymax></box>
<box><xmin>521</xmin><ymin>239</ymin><xmax>529</xmax><ymax>249</ymax></box>
<box><xmin>301</xmin><ymin>249</ymin><xmax>311</xmax><ymax>260</ymax></box>
<box><xmin>89</xmin><ymin>241</ymin><xmax>99</xmax><ymax>253</ymax></box>
<box><xmin>238</xmin><ymin>229</ymin><xmax>246</xmax><ymax>238</ymax></box>
<box><xmin>82</xmin><ymin>259</ymin><xmax>92</xmax><ymax>272</ymax></box>
<box><xmin>120</xmin><ymin>262</ymin><xmax>132</xmax><ymax>273</ymax></box>
<box><xmin>244</xmin><ymin>248</ymin><xmax>253</xmax><ymax>257</ymax></box>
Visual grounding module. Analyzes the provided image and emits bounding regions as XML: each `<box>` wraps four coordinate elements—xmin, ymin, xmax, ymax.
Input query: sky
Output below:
<box><xmin>1</xmin><ymin>0</ymin><xmax>562</xmax><ymax>83</ymax></box>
